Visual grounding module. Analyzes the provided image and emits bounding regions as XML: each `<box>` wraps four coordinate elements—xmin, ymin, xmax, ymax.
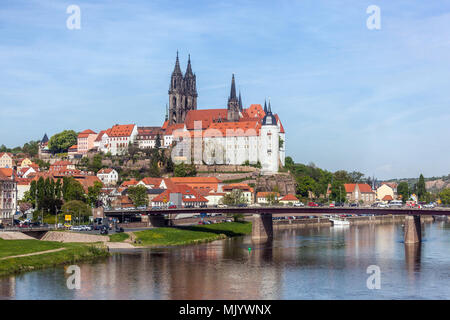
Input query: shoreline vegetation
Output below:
<box><xmin>0</xmin><ymin>239</ymin><xmax>109</xmax><ymax>277</ymax></box>
<box><xmin>132</xmin><ymin>221</ymin><xmax>252</xmax><ymax>247</ymax></box>
<box><xmin>0</xmin><ymin>222</ymin><xmax>251</xmax><ymax>277</ymax></box>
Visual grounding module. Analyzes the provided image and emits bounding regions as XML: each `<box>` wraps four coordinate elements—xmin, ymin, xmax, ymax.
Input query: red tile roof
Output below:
<box><xmin>140</xmin><ymin>177</ymin><xmax>163</xmax><ymax>187</ymax></box>
<box><xmin>152</xmin><ymin>184</ymin><xmax>208</xmax><ymax>203</ymax></box>
<box><xmin>257</xmin><ymin>192</ymin><xmax>280</xmax><ymax>198</ymax></box>
<box><xmin>184</xmin><ymin>109</ymin><xmax>229</xmax><ymax>130</ymax></box>
<box><xmin>280</xmin><ymin>194</ymin><xmax>299</xmax><ymax>201</ymax></box>
<box><xmin>78</xmin><ymin>129</ymin><xmax>97</xmax><ymax>138</ymax></box>
<box><xmin>108</xmin><ymin>124</ymin><xmax>135</xmax><ymax>137</ymax></box>
<box><xmin>0</xmin><ymin>168</ymin><xmax>13</xmax><ymax>178</ymax></box>
<box><xmin>344</xmin><ymin>183</ymin><xmax>374</xmax><ymax>193</ymax></box>
<box><xmin>205</xmin><ymin>121</ymin><xmax>261</xmax><ymax>137</ymax></box>
<box><xmin>98</xmin><ymin>168</ymin><xmax>114</xmax><ymax>174</ymax></box>
<box><xmin>244</xmin><ymin>104</ymin><xmax>265</xmax><ymax>120</ymax></box>
<box><xmin>382</xmin><ymin>195</ymin><xmax>394</xmax><ymax>201</ymax></box>
<box><xmin>95</xmin><ymin>130</ymin><xmax>107</xmax><ymax>142</ymax></box>
<box><xmin>120</xmin><ymin>179</ymin><xmax>139</xmax><ymax>187</ymax></box>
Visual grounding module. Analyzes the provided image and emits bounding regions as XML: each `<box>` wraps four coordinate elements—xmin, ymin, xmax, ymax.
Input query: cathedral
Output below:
<box><xmin>163</xmin><ymin>53</ymin><xmax>286</xmax><ymax>174</ymax></box>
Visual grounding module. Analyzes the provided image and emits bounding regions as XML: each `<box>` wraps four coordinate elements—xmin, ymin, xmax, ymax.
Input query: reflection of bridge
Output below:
<box><xmin>104</xmin><ymin>207</ymin><xmax>450</xmax><ymax>244</ymax></box>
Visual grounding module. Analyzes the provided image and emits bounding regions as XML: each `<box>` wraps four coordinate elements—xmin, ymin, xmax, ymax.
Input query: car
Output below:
<box><xmin>100</xmin><ymin>228</ymin><xmax>109</xmax><ymax>235</ymax></box>
<box><xmin>199</xmin><ymin>204</ymin><xmax>207</xmax><ymax>208</ymax></box>
<box><xmin>377</xmin><ymin>203</ymin><xmax>389</xmax><ymax>208</ymax></box>
<box><xmin>237</xmin><ymin>203</ymin><xmax>247</xmax><ymax>207</ymax></box>
<box><xmin>293</xmin><ymin>202</ymin><xmax>304</xmax><ymax>207</ymax></box>
<box><xmin>329</xmin><ymin>203</ymin><xmax>335</xmax><ymax>207</ymax></box>
<box><xmin>218</xmin><ymin>204</ymin><xmax>228</xmax><ymax>208</ymax></box>
<box><xmin>115</xmin><ymin>226</ymin><xmax>124</xmax><ymax>233</ymax></box>
<box><xmin>151</xmin><ymin>206</ymin><xmax>161</xmax><ymax>210</ymax></box>
<box><xmin>168</xmin><ymin>205</ymin><xmax>177</xmax><ymax>209</ymax></box>
<box><xmin>335</xmin><ymin>202</ymin><xmax>345</xmax><ymax>207</ymax></box>
<box><xmin>308</xmin><ymin>202</ymin><xmax>319</xmax><ymax>207</ymax></box>
<box><xmin>225</xmin><ymin>219</ymin><xmax>233</xmax><ymax>222</ymax></box>
<box><xmin>388</xmin><ymin>200</ymin><xmax>403</xmax><ymax>208</ymax></box>
<box><xmin>198</xmin><ymin>221</ymin><xmax>205</xmax><ymax>225</ymax></box>
<box><xmin>423</xmin><ymin>203</ymin><xmax>435</xmax><ymax>208</ymax></box>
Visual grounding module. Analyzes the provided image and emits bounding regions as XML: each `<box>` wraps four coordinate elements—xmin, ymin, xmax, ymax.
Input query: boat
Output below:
<box><xmin>330</xmin><ymin>218</ymin><xmax>350</xmax><ymax>226</ymax></box>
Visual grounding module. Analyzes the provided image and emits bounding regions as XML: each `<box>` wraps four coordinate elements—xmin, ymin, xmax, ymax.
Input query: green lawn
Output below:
<box><xmin>0</xmin><ymin>239</ymin><xmax>109</xmax><ymax>277</ymax></box>
<box><xmin>0</xmin><ymin>239</ymin><xmax>65</xmax><ymax>258</ymax></box>
<box><xmin>109</xmin><ymin>233</ymin><xmax>130</xmax><ymax>242</ymax></box>
<box><xmin>133</xmin><ymin>222</ymin><xmax>251</xmax><ymax>246</ymax></box>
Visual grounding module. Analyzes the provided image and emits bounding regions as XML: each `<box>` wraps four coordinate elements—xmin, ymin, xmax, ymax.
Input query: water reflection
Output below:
<box><xmin>1</xmin><ymin>222</ymin><xmax>450</xmax><ymax>300</ymax></box>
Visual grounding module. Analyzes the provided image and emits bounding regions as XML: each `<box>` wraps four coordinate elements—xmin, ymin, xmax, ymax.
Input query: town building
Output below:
<box><xmin>0</xmin><ymin>170</ymin><xmax>17</xmax><ymax>224</ymax></box>
<box><xmin>135</xmin><ymin>127</ymin><xmax>163</xmax><ymax>149</ymax></box>
<box><xmin>151</xmin><ymin>184</ymin><xmax>208</xmax><ymax>208</ymax></box>
<box><xmin>376</xmin><ymin>182</ymin><xmax>398</xmax><ymax>202</ymax></box>
<box><xmin>0</xmin><ymin>153</ymin><xmax>13</xmax><ymax>168</ymax></box>
<box><xmin>77</xmin><ymin>129</ymin><xmax>97</xmax><ymax>154</ymax></box>
<box><xmin>97</xmin><ymin>168</ymin><xmax>119</xmax><ymax>186</ymax></box>
<box><xmin>256</xmin><ymin>191</ymin><xmax>280</xmax><ymax>204</ymax></box>
<box><xmin>279</xmin><ymin>194</ymin><xmax>300</xmax><ymax>205</ymax></box>
<box><xmin>344</xmin><ymin>183</ymin><xmax>376</xmax><ymax>204</ymax></box>
<box><xmin>98</xmin><ymin>124</ymin><xmax>138</xmax><ymax>155</ymax></box>
<box><xmin>49</xmin><ymin>160</ymin><xmax>76</xmax><ymax>172</ymax></box>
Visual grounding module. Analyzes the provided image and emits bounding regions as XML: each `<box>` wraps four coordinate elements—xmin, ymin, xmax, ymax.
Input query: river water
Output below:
<box><xmin>1</xmin><ymin>221</ymin><xmax>450</xmax><ymax>300</ymax></box>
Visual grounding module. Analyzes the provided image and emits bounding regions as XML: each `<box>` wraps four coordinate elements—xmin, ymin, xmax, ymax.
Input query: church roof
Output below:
<box><xmin>184</xmin><ymin>109</ymin><xmax>229</xmax><ymax>130</ymax></box>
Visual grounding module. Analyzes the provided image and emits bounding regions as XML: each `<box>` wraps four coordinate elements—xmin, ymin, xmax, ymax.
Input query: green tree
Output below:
<box><xmin>285</xmin><ymin>156</ymin><xmax>294</xmax><ymax>168</ymax></box>
<box><xmin>296</xmin><ymin>176</ymin><xmax>316</xmax><ymax>198</ymax></box>
<box><xmin>222</xmin><ymin>189</ymin><xmax>246</xmax><ymax>206</ymax></box>
<box><xmin>155</xmin><ymin>133</ymin><xmax>162</xmax><ymax>149</ymax></box>
<box><xmin>62</xmin><ymin>177</ymin><xmax>86</xmax><ymax>202</ymax></box>
<box><xmin>48</xmin><ymin>130</ymin><xmax>77</xmax><ymax>153</ymax></box>
<box><xmin>329</xmin><ymin>180</ymin><xmax>346</xmax><ymax>203</ymax></box>
<box><xmin>62</xmin><ymin>200</ymin><xmax>92</xmax><ymax>223</ymax></box>
<box><xmin>127</xmin><ymin>185</ymin><xmax>148</xmax><ymax>207</ymax></box>
<box><xmin>91</xmin><ymin>154</ymin><xmax>103</xmax><ymax>172</ymax></box>
<box><xmin>417</xmin><ymin>174</ymin><xmax>427</xmax><ymax>201</ymax></box>
<box><xmin>87</xmin><ymin>181</ymin><xmax>103</xmax><ymax>207</ymax></box>
<box><xmin>397</xmin><ymin>182</ymin><xmax>410</xmax><ymax>203</ymax></box>
<box><xmin>439</xmin><ymin>188</ymin><xmax>450</xmax><ymax>205</ymax></box>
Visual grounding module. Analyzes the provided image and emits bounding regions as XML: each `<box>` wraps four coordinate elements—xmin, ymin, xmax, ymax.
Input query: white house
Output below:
<box><xmin>97</xmin><ymin>168</ymin><xmax>119</xmax><ymax>186</ymax></box>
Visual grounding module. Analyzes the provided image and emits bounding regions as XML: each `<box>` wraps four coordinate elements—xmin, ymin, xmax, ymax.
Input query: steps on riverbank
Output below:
<box><xmin>40</xmin><ymin>231</ymin><xmax>108</xmax><ymax>243</ymax></box>
<box><xmin>0</xmin><ymin>232</ymin><xmax>35</xmax><ymax>240</ymax></box>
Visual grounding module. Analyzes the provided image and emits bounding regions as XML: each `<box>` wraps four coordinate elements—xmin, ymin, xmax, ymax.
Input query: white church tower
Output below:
<box><xmin>260</xmin><ymin>101</ymin><xmax>279</xmax><ymax>174</ymax></box>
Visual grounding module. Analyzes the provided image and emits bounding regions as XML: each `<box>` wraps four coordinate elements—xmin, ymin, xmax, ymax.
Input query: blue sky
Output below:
<box><xmin>1</xmin><ymin>0</ymin><xmax>450</xmax><ymax>179</ymax></box>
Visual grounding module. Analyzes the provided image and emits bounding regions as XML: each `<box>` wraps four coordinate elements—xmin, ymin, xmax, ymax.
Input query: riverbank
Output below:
<box><xmin>131</xmin><ymin>221</ymin><xmax>252</xmax><ymax>247</ymax></box>
<box><xmin>0</xmin><ymin>239</ymin><xmax>110</xmax><ymax>277</ymax></box>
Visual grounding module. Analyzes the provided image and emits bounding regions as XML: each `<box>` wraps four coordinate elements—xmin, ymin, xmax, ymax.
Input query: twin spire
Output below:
<box><xmin>172</xmin><ymin>51</ymin><xmax>195</xmax><ymax>78</ymax></box>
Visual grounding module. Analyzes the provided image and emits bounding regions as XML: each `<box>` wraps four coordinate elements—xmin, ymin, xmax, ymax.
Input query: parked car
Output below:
<box><xmin>329</xmin><ymin>203</ymin><xmax>335</xmax><ymax>207</ymax></box>
<box><xmin>168</xmin><ymin>205</ymin><xmax>177</xmax><ymax>209</ymax></box>
<box><xmin>115</xmin><ymin>226</ymin><xmax>124</xmax><ymax>233</ymax></box>
<box><xmin>218</xmin><ymin>204</ymin><xmax>228</xmax><ymax>208</ymax></box>
<box><xmin>199</xmin><ymin>204</ymin><xmax>207</xmax><ymax>208</ymax></box>
<box><xmin>335</xmin><ymin>202</ymin><xmax>345</xmax><ymax>207</ymax></box>
<box><xmin>308</xmin><ymin>202</ymin><xmax>319</xmax><ymax>207</ymax></box>
<box><xmin>293</xmin><ymin>202</ymin><xmax>304</xmax><ymax>207</ymax></box>
<box><xmin>237</xmin><ymin>203</ymin><xmax>247</xmax><ymax>207</ymax></box>
<box><xmin>423</xmin><ymin>203</ymin><xmax>435</xmax><ymax>208</ymax></box>
<box><xmin>349</xmin><ymin>203</ymin><xmax>359</xmax><ymax>207</ymax></box>
<box><xmin>388</xmin><ymin>200</ymin><xmax>403</xmax><ymax>208</ymax></box>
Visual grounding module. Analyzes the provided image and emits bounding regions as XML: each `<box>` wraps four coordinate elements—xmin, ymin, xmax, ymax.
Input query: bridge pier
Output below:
<box><xmin>252</xmin><ymin>213</ymin><xmax>273</xmax><ymax>242</ymax></box>
<box><xmin>404</xmin><ymin>215</ymin><xmax>421</xmax><ymax>244</ymax></box>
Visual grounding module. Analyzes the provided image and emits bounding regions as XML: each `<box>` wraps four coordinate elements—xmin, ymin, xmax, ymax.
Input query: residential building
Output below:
<box><xmin>97</xmin><ymin>168</ymin><xmax>119</xmax><ymax>186</ymax></box>
<box><xmin>0</xmin><ymin>153</ymin><xmax>13</xmax><ymax>168</ymax></box>
<box><xmin>135</xmin><ymin>127</ymin><xmax>163</xmax><ymax>149</ymax></box>
<box><xmin>222</xmin><ymin>183</ymin><xmax>254</xmax><ymax>204</ymax></box>
<box><xmin>100</xmin><ymin>124</ymin><xmax>138</xmax><ymax>155</ymax></box>
<box><xmin>0</xmin><ymin>170</ymin><xmax>17</xmax><ymax>224</ymax></box>
<box><xmin>376</xmin><ymin>182</ymin><xmax>398</xmax><ymax>201</ymax></box>
<box><xmin>344</xmin><ymin>183</ymin><xmax>376</xmax><ymax>204</ymax></box>
<box><xmin>49</xmin><ymin>160</ymin><xmax>76</xmax><ymax>172</ymax></box>
<box><xmin>77</xmin><ymin>129</ymin><xmax>97</xmax><ymax>154</ymax></box>
<box><xmin>256</xmin><ymin>191</ymin><xmax>280</xmax><ymax>204</ymax></box>
<box><xmin>279</xmin><ymin>194</ymin><xmax>300</xmax><ymax>205</ymax></box>
<box><xmin>151</xmin><ymin>184</ymin><xmax>208</xmax><ymax>208</ymax></box>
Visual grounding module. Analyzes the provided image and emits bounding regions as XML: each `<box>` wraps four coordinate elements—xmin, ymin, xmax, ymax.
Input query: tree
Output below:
<box><xmin>397</xmin><ymin>182</ymin><xmax>410</xmax><ymax>203</ymax></box>
<box><xmin>329</xmin><ymin>180</ymin><xmax>346</xmax><ymax>203</ymax></box>
<box><xmin>285</xmin><ymin>156</ymin><xmax>294</xmax><ymax>168</ymax></box>
<box><xmin>296</xmin><ymin>176</ymin><xmax>316</xmax><ymax>198</ymax></box>
<box><xmin>333</xmin><ymin>170</ymin><xmax>353</xmax><ymax>183</ymax></box>
<box><xmin>127</xmin><ymin>185</ymin><xmax>148</xmax><ymax>207</ymax></box>
<box><xmin>48</xmin><ymin>130</ymin><xmax>77</xmax><ymax>153</ymax></box>
<box><xmin>155</xmin><ymin>133</ymin><xmax>162</xmax><ymax>149</ymax></box>
<box><xmin>439</xmin><ymin>188</ymin><xmax>450</xmax><ymax>205</ymax></box>
<box><xmin>62</xmin><ymin>177</ymin><xmax>86</xmax><ymax>202</ymax></box>
<box><xmin>91</xmin><ymin>154</ymin><xmax>103</xmax><ymax>172</ymax></box>
<box><xmin>349</xmin><ymin>171</ymin><xmax>365</xmax><ymax>183</ymax></box>
<box><xmin>222</xmin><ymin>190</ymin><xmax>246</xmax><ymax>206</ymax></box>
<box><xmin>87</xmin><ymin>181</ymin><xmax>103</xmax><ymax>207</ymax></box>
<box><xmin>62</xmin><ymin>200</ymin><xmax>92</xmax><ymax>223</ymax></box>
<box><xmin>417</xmin><ymin>174</ymin><xmax>427</xmax><ymax>201</ymax></box>
<box><xmin>174</xmin><ymin>163</ymin><xmax>197</xmax><ymax>177</ymax></box>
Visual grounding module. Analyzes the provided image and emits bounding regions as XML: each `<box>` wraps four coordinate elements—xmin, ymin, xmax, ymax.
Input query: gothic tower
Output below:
<box><xmin>168</xmin><ymin>52</ymin><xmax>197</xmax><ymax>124</ymax></box>
<box><xmin>227</xmin><ymin>74</ymin><xmax>240</xmax><ymax>122</ymax></box>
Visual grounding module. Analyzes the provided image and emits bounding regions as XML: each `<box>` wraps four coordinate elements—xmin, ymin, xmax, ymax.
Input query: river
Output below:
<box><xmin>1</xmin><ymin>221</ymin><xmax>450</xmax><ymax>299</ymax></box>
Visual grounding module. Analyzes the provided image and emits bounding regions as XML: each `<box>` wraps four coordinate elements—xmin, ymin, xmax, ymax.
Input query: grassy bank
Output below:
<box><xmin>133</xmin><ymin>221</ymin><xmax>252</xmax><ymax>247</ymax></box>
<box><xmin>109</xmin><ymin>233</ymin><xmax>130</xmax><ymax>242</ymax></box>
<box><xmin>0</xmin><ymin>239</ymin><xmax>110</xmax><ymax>277</ymax></box>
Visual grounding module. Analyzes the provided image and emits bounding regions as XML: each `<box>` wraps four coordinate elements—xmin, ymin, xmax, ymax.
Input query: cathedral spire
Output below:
<box><xmin>173</xmin><ymin>51</ymin><xmax>182</xmax><ymax>75</ymax></box>
<box><xmin>264</xmin><ymin>99</ymin><xmax>268</xmax><ymax>113</ymax></box>
<box><xmin>185</xmin><ymin>54</ymin><xmax>193</xmax><ymax>76</ymax></box>
<box><xmin>229</xmin><ymin>74</ymin><xmax>237</xmax><ymax>100</ymax></box>
<box><xmin>268</xmin><ymin>99</ymin><xmax>272</xmax><ymax>113</ymax></box>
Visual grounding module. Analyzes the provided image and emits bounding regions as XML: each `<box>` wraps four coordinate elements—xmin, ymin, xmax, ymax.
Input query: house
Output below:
<box><xmin>344</xmin><ymin>183</ymin><xmax>376</xmax><ymax>204</ymax></box>
<box><xmin>151</xmin><ymin>184</ymin><xmax>208</xmax><ymax>208</ymax></box>
<box><xmin>17</xmin><ymin>166</ymin><xmax>36</xmax><ymax>178</ymax></box>
<box><xmin>68</xmin><ymin>145</ymin><xmax>78</xmax><ymax>158</ymax></box>
<box><xmin>97</xmin><ymin>168</ymin><xmax>119</xmax><ymax>186</ymax></box>
<box><xmin>77</xmin><ymin>129</ymin><xmax>97</xmax><ymax>154</ymax></box>
<box><xmin>137</xmin><ymin>177</ymin><xmax>164</xmax><ymax>189</ymax></box>
<box><xmin>0</xmin><ymin>153</ymin><xmax>13</xmax><ymax>168</ymax></box>
<box><xmin>279</xmin><ymin>194</ymin><xmax>300</xmax><ymax>205</ymax></box>
<box><xmin>170</xmin><ymin>177</ymin><xmax>221</xmax><ymax>193</ymax></box>
<box><xmin>135</xmin><ymin>127</ymin><xmax>163</xmax><ymax>149</ymax></box>
<box><xmin>17</xmin><ymin>157</ymin><xmax>33</xmax><ymax>168</ymax></box>
<box><xmin>376</xmin><ymin>183</ymin><xmax>397</xmax><ymax>201</ymax></box>
<box><xmin>222</xmin><ymin>183</ymin><xmax>254</xmax><ymax>204</ymax></box>
<box><xmin>0</xmin><ymin>169</ymin><xmax>17</xmax><ymax>224</ymax></box>
<box><xmin>102</xmin><ymin>124</ymin><xmax>138</xmax><ymax>155</ymax></box>
<box><xmin>256</xmin><ymin>191</ymin><xmax>280</xmax><ymax>204</ymax></box>
<box><xmin>16</xmin><ymin>178</ymin><xmax>32</xmax><ymax>201</ymax></box>
<box><xmin>49</xmin><ymin>160</ymin><xmax>76</xmax><ymax>172</ymax></box>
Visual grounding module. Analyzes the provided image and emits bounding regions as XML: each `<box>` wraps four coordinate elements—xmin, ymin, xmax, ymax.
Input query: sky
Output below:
<box><xmin>1</xmin><ymin>0</ymin><xmax>450</xmax><ymax>180</ymax></box>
